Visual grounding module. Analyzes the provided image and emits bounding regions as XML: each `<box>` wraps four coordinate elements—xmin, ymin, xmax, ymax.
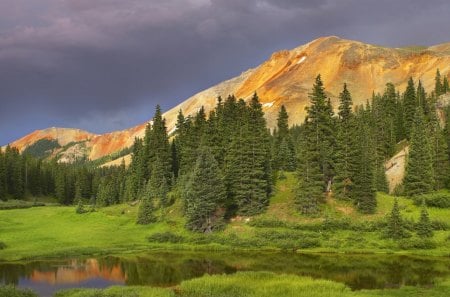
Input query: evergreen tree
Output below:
<box><xmin>416</xmin><ymin>199</ymin><xmax>433</xmax><ymax>238</ymax></box>
<box><xmin>274</xmin><ymin>105</ymin><xmax>296</xmax><ymax>171</ymax></box>
<box><xmin>352</xmin><ymin>123</ymin><xmax>377</xmax><ymax>213</ymax></box>
<box><xmin>136</xmin><ymin>182</ymin><xmax>157</xmax><ymax>225</ymax></box>
<box><xmin>333</xmin><ymin>83</ymin><xmax>357</xmax><ymax>200</ymax></box>
<box><xmin>184</xmin><ymin>147</ymin><xmax>226</xmax><ymax>232</ymax></box>
<box><xmin>403</xmin><ymin>77</ymin><xmax>417</xmax><ymax>138</ymax></box>
<box><xmin>443</xmin><ymin>76</ymin><xmax>449</xmax><ymax>94</ymax></box>
<box><xmin>435</xmin><ymin>69</ymin><xmax>443</xmax><ymax>96</ymax></box>
<box><xmin>386</xmin><ymin>198</ymin><xmax>408</xmax><ymax>240</ymax></box>
<box><xmin>404</xmin><ymin>107</ymin><xmax>434</xmax><ymax>196</ymax></box>
<box><xmin>296</xmin><ymin>123</ymin><xmax>323</xmax><ymax>215</ymax></box>
<box><xmin>305</xmin><ymin>74</ymin><xmax>336</xmax><ymax>190</ymax></box>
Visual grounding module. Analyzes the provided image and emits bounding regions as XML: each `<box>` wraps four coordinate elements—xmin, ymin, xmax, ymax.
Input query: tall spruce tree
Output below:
<box><xmin>296</xmin><ymin>123</ymin><xmax>323</xmax><ymax>215</ymax></box>
<box><xmin>352</xmin><ymin>122</ymin><xmax>377</xmax><ymax>213</ymax></box>
<box><xmin>333</xmin><ymin>83</ymin><xmax>357</xmax><ymax>200</ymax></box>
<box><xmin>443</xmin><ymin>76</ymin><xmax>449</xmax><ymax>94</ymax></box>
<box><xmin>305</xmin><ymin>74</ymin><xmax>336</xmax><ymax>190</ymax></box>
<box><xmin>274</xmin><ymin>105</ymin><xmax>296</xmax><ymax>172</ymax></box>
<box><xmin>403</xmin><ymin>77</ymin><xmax>417</xmax><ymax>139</ymax></box>
<box><xmin>184</xmin><ymin>147</ymin><xmax>226</xmax><ymax>233</ymax></box>
<box><xmin>435</xmin><ymin>69</ymin><xmax>443</xmax><ymax>97</ymax></box>
<box><xmin>136</xmin><ymin>181</ymin><xmax>157</xmax><ymax>225</ymax></box>
<box><xmin>404</xmin><ymin>107</ymin><xmax>434</xmax><ymax>196</ymax></box>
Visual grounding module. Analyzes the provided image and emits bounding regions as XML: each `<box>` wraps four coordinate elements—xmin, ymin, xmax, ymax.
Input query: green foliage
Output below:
<box><xmin>22</xmin><ymin>138</ymin><xmax>61</xmax><ymax>159</ymax></box>
<box><xmin>75</xmin><ymin>200</ymin><xmax>87</xmax><ymax>214</ymax></box>
<box><xmin>136</xmin><ymin>183</ymin><xmax>157</xmax><ymax>225</ymax></box>
<box><xmin>273</xmin><ymin>105</ymin><xmax>296</xmax><ymax>171</ymax></box>
<box><xmin>385</xmin><ymin>198</ymin><xmax>409</xmax><ymax>240</ymax></box>
<box><xmin>0</xmin><ymin>286</ymin><xmax>37</xmax><ymax>297</ymax></box>
<box><xmin>404</xmin><ymin>107</ymin><xmax>434</xmax><ymax>196</ymax></box>
<box><xmin>398</xmin><ymin>238</ymin><xmax>437</xmax><ymax>250</ymax></box>
<box><xmin>416</xmin><ymin>200</ymin><xmax>433</xmax><ymax>237</ymax></box>
<box><xmin>413</xmin><ymin>191</ymin><xmax>450</xmax><ymax>208</ymax></box>
<box><xmin>184</xmin><ymin>147</ymin><xmax>226</xmax><ymax>232</ymax></box>
<box><xmin>55</xmin><ymin>286</ymin><xmax>174</xmax><ymax>297</ymax></box>
<box><xmin>0</xmin><ymin>242</ymin><xmax>6</xmax><ymax>250</ymax></box>
<box><xmin>148</xmin><ymin>232</ymin><xmax>185</xmax><ymax>243</ymax></box>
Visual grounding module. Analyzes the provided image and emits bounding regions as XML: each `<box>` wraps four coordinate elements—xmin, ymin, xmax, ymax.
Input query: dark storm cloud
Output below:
<box><xmin>1</xmin><ymin>0</ymin><xmax>450</xmax><ymax>145</ymax></box>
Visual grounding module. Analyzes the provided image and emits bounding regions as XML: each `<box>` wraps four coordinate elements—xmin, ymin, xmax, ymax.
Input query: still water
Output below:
<box><xmin>1</xmin><ymin>252</ymin><xmax>449</xmax><ymax>297</ymax></box>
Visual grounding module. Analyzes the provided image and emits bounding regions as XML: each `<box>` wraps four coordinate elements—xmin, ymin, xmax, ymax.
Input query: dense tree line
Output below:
<box><xmin>1</xmin><ymin>69</ymin><xmax>449</xmax><ymax>233</ymax></box>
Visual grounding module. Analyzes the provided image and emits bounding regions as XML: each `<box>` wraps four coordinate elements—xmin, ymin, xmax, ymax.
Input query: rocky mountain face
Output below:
<box><xmin>5</xmin><ymin>36</ymin><xmax>450</xmax><ymax>164</ymax></box>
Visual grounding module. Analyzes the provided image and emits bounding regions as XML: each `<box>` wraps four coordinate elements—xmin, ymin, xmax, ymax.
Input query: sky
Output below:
<box><xmin>1</xmin><ymin>0</ymin><xmax>450</xmax><ymax>145</ymax></box>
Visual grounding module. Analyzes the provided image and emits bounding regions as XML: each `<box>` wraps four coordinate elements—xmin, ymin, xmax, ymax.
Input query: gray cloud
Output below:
<box><xmin>1</xmin><ymin>0</ymin><xmax>450</xmax><ymax>145</ymax></box>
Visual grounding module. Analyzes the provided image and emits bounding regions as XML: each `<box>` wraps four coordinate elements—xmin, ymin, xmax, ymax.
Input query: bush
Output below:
<box><xmin>248</xmin><ymin>218</ymin><xmax>290</xmax><ymax>228</ymax></box>
<box><xmin>0</xmin><ymin>286</ymin><xmax>37</xmax><ymax>297</ymax></box>
<box><xmin>148</xmin><ymin>232</ymin><xmax>185</xmax><ymax>244</ymax></box>
<box><xmin>413</xmin><ymin>192</ymin><xmax>450</xmax><ymax>208</ymax></box>
<box><xmin>0</xmin><ymin>242</ymin><xmax>6</xmax><ymax>250</ymax></box>
<box><xmin>430</xmin><ymin>220</ymin><xmax>449</xmax><ymax>231</ymax></box>
<box><xmin>398</xmin><ymin>238</ymin><xmax>437</xmax><ymax>250</ymax></box>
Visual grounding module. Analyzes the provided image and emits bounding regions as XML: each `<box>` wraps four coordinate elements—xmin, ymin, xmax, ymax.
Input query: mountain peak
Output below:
<box><xmin>7</xmin><ymin>36</ymin><xmax>450</xmax><ymax>164</ymax></box>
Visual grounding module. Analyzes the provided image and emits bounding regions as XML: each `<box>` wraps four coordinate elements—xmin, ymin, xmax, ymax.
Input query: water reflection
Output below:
<box><xmin>0</xmin><ymin>252</ymin><xmax>449</xmax><ymax>297</ymax></box>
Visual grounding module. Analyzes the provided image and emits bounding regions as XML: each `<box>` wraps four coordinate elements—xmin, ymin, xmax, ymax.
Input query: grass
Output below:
<box><xmin>0</xmin><ymin>173</ymin><xmax>449</xmax><ymax>261</ymax></box>
<box><xmin>52</xmin><ymin>271</ymin><xmax>450</xmax><ymax>297</ymax></box>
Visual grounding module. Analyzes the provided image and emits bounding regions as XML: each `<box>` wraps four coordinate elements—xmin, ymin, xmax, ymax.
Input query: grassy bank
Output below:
<box><xmin>0</xmin><ymin>173</ymin><xmax>449</xmax><ymax>261</ymax></box>
<box><xmin>51</xmin><ymin>271</ymin><xmax>450</xmax><ymax>297</ymax></box>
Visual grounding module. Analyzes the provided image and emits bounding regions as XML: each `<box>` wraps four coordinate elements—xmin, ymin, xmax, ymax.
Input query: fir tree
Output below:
<box><xmin>435</xmin><ymin>69</ymin><xmax>443</xmax><ymax>96</ymax></box>
<box><xmin>352</xmin><ymin>123</ymin><xmax>377</xmax><ymax>213</ymax></box>
<box><xmin>416</xmin><ymin>199</ymin><xmax>433</xmax><ymax>238</ymax></box>
<box><xmin>403</xmin><ymin>77</ymin><xmax>417</xmax><ymax>138</ymax></box>
<box><xmin>404</xmin><ymin>107</ymin><xmax>434</xmax><ymax>196</ymax></box>
<box><xmin>305</xmin><ymin>74</ymin><xmax>336</xmax><ymax>190</ymax></box>
<box><xmin>274</xmin><ymin>105</ymin><xmax>296</xmax><ymax>171</ymax></box>
<box><xmin>443</xmin><ymin>76</ymin><xmax>449</xmax><ymax>94</ymax></box>
<box><xmin>333</xmin><ymin>83</ymin><xmax>357</xmax><ymax>200</ymax></box>
<box><xmin>386</xmin><ymin>198</ymin><xmax>408</xmax><ymax>240</ymax></box>
<box><xmin>136</xmin><ymin>181</ymin><xmax>157</xmax><ymax>225</ymax></box>
<box><xmin>296</xmin><ymin>123</ymin><xmax>323</xmax><ymax>215</ymax></box>
<box><xmin>184</xmin><ymin>147</ymin><xmax>226</xmax><ymax>233</ymax></box>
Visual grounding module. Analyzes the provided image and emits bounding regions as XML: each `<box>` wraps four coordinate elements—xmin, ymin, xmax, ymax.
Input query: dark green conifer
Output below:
<box><xmin>136</xmin><ymin>182</ymin><xmax>157</xmax><ymax>225</ymax></box>
<box><xmin>403</xmin><ymin>77</ymin><xmax>417</xmax><ymax>138</ymax></box>
<box><xmin>404</xmin><ymin>107</ymin><xmax>434</xmax><ymax>196</ymax></box>
<box><xmin>416</xmin><ymin>199</ymin><xmax>433</xmax><ymax>238</ymax></box>
<box><xmin>184</xmin><ymin>147</ymin><xmax>226</xmax><ymax>232</ymax></box>
<box><xmin>386</xmin><ymin>198</ymin><xmax>408</xmax><ymax>240</ymax></box>
<box><xmin>274</xmin><ymin>105</ymin><xmax>296</xmax><ymax>171</ymax></box>
<box><xmin>435</xmin><ymin>69</ymin><xmax>443</xmax><ymax>96</ymax></box>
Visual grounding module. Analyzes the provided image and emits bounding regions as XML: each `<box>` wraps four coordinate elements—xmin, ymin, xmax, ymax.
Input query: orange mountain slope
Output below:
<box><xmin>6</xmin><ymin>36</ymin><xmax>450</xmax><ymax>163</ymax></box>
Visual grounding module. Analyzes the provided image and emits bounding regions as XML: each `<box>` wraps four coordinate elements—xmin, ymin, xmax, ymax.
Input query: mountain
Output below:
<box><xmin>5</xmin><ymin>36</ymin><xmax>450</xmax><ymax>163</ymax></box>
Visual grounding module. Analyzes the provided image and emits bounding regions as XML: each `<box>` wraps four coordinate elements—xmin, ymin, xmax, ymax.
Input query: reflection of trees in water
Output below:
<box><xmin>0</xmin><ymin>253</ymin><xmax>449</xmax><ymax>290</ymax></box>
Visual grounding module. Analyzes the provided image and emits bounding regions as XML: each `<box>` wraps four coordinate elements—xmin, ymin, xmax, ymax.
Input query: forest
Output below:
<box><xmin>1</xmin><ymin>70</ymin><xmax>449</xmax><ymax>236</ymax></box>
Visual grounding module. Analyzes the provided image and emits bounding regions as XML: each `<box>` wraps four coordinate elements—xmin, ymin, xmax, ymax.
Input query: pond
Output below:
<box><xmin>1</xmin><ymin>252</ymin><xmax>449</xmax><ymax>297</ymax></box>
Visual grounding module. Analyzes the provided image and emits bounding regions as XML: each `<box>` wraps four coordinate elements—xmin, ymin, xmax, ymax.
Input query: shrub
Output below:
<box><xmin>148</xmin><ymin>232</ymin><xmax>185</xmax><ymax>244</ymax></box>
<box><xmin>398</xmin><ymin>238</ymin><xmax>437</xmax><ymax>250</ymax></box>
<box><xmin>413</xmin><ymin>192</ymin><xmax>450</xmax><ymax>208</ymax></box>
<box><xmin>248</xmin><ymin>218</ymin><xmax>290</xmax><ymax>228</ymax></box>
<box><xmin>0</xmin><ymin>285</ymin><xmax>37</xmax><ymax>297</ymax></box>
<box><xmin>0</xmin><ymin>242</ymin><xmax>6</xmax><ymax>250</ymax></box>
<box><xmin>430</xmin><ymin>220</ymin><xmax>449</xmax><ymax>231</ymax></box>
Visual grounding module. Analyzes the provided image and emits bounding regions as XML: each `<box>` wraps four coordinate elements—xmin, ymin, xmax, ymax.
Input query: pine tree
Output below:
<box><xmin>305</xmin><ymin>74</ymin><xmax>336</xmax><ymax>191</ymax></box>
<box><xmin>404</xmin><ymin>107</ymin><xmax>434</xmax><ymax>196</ymax></box>
<box><xmin>443</xmin><ymin>76</ymin><xmax>449</xmax><ymax>94</ymax></box>
<box><xmin>386</xmin><ymin>198</ymin><xmax>408</xmax><ymax>240</ymax></box>
<box><xmin>274</xmin><ymin>105</ymin><xmax>296</xmax><ymax>171</ymax></box>
<box><xmin>403</xmin><ymin>77</ymin><xmax>417</xmax><ymax>139</ymax></box>
<box><xmin>435</xmin><ymin>69</ymin><xmax>443</xmax><ymax>97</ymax></box>
<box><xmin>296</xmin><ymin>123</ymin><xmax>323</xmax><ymax>215</ymax></box>
<box><xmin>333</xmin><ymin>83</ymin><xmax>357</xmax><ymax>200</ymax></box>
<box><xmin>184</xmin><ymin>147</ymin><xmax>226</xmax><ymax>232</ymax></box>
<box><xmin>136</xmin><ymin>181</ymin><xmax>157</xmax><ymax>225</ymax></box>
<box><xmin>352</xmin><ymin>122</ymin><xmax>377</xmax><ymax>213</ymax></box>
<box><xmin>416</xmin><ymin>199</ymin><xmax>433</xmax><ymax>238</ymax></box>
